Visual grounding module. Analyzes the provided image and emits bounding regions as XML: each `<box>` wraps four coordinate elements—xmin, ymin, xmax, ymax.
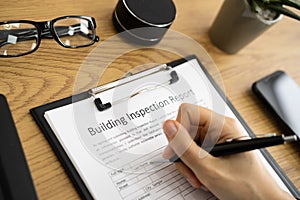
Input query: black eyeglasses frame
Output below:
<box><xmin>0</xmin><ymin>15</ymin><xmax>99</xmax><ymax>57</ymax></box>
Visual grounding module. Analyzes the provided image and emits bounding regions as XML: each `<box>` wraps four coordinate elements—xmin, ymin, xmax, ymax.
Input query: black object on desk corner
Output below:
<box><xmin>112</xmin><ymin>0</ymin><xmax>176</xmax><ymax>45</ymax></box>
<box><xmin>0</xmin><ymin>94</ymin><xmax>38</xmax><ymax>200</ymax></box>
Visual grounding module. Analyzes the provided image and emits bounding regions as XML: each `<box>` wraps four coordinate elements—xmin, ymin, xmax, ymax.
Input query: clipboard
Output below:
<box><xmin>30</xmin><ymin>55</ymin><xmax>300</xmax><ymax>200</ymax></box>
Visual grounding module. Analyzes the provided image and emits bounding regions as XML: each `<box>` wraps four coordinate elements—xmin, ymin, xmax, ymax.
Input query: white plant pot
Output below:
<box><xmin>209</xmin><ymin>0</ymin><xmax>282</xmax><ymax>54</ymax></box>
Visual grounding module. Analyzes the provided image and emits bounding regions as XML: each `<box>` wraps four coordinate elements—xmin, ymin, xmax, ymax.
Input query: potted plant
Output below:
<box><xmin>209</xmin><ymin>0</ymin><xmax>300</xmax><ymax>54</ymax></box>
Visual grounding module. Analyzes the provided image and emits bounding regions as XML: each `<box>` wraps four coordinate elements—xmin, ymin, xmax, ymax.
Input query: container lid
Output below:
<box><xmin>124</xmin><ymin>0</ymin><xmax>176</xmax><ymax>27</ymax></box>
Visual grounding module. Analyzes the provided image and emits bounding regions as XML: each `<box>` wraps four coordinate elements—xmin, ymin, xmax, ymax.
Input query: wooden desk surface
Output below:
<box><xmin>0</xmin><ymin>0</ymin><xmax>299</xmax><ymax>199</ymax></box>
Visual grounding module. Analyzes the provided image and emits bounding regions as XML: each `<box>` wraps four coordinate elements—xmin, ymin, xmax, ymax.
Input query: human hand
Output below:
<box><xmin>162</xmin><ymin>103</ymin><xmax>293</xmax><ymax>200</ymax></box>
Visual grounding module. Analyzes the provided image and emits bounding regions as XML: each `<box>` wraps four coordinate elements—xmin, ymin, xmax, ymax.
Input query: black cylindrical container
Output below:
<box><xmin>113</xmin><ymin>0</ymin><xmax>176</xmax><ymax>45</ymax></box>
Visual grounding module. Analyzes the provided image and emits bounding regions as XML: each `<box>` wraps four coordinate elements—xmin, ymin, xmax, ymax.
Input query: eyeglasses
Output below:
<box><xmin>0</xmin><ymin>15</ymin><xmax>99</xmax><ymax>57</ymax></box>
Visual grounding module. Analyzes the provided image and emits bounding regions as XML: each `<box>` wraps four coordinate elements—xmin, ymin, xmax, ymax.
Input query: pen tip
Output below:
<box><xmin>147</xmin><ymin>160</ymin><xmax>170</xmax><ymax>164</ymax></box>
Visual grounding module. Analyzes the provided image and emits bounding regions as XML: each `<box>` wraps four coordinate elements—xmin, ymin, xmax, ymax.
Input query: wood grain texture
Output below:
<box><xmin>0</xmin><ymin>0</ymin><xmax>299</xmax><ymax>199</ymax></box>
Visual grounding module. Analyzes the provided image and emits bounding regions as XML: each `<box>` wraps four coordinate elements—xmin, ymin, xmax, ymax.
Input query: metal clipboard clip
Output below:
<box><xmin>89</xmin><ymin>64</ymin><xmax>179</xmax><ymax>112</ymax></box>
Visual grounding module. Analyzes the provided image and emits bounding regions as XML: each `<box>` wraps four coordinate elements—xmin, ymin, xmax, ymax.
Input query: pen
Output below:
<box><xmin>152</xmin><ymin>134</ymin><xmax>298</xmax><ymax>163</ymax></box>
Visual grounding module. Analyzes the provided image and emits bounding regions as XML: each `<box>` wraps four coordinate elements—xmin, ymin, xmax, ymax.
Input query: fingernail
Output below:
<box><xmin>164</xmin><ymin>121</ymin><xmax>177</xmax><ymax>139</ymax></box>
<box><xmin>162</xmin><ymin>145</ymin><xmax>174</xmax><ymax>159</ymax></box>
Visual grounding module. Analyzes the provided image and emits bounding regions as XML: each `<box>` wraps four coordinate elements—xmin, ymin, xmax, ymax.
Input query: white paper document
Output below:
<box><xmin>44</xmin><ymin>58</ymin><xmax>289</xmax><ymax>199</ymax></box>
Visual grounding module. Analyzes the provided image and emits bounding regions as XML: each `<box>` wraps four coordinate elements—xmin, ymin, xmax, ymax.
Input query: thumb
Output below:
<box><xmin>163</xmin><ymin>120</ymin><xmax>213</xmax><ymax>170</ymax></box>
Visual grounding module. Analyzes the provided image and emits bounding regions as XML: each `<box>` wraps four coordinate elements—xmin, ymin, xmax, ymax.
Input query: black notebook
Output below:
<box><xmin>30</xmin><ymin>56</ymin><xmax>300</xmax><ymax>200</ymax></box>
<box><xmin>0</xmin><ymin>94</ymin><xmax>38</xmax><ymax>200</ymax></box>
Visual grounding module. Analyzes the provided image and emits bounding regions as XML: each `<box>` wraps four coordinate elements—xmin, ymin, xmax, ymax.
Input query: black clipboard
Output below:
<box><xmin>30</xmin><ymin>55</ymin><xmax>300</xmax><ymax>199</ymax></box>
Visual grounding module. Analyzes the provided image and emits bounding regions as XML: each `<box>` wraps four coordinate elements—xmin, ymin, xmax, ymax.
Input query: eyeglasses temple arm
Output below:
<box><xmin>0</xmin><ymin>29</ymin><xmax>38</xmax><ymax>47</ymax></box>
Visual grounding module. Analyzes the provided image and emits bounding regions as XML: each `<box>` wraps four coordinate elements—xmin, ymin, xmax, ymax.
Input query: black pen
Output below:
<box><xmin>151</xmin><ymin>134</ymin><xmax>298</xmax><ymax>164</ymax></box>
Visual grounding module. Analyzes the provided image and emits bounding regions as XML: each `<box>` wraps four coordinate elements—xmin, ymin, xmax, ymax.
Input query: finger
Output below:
<box><xmin>163</xmin><ymin>120</ymin><xmax>214</xmax><ymax>170</ymax></box>
<box><xmin>162</xmin><ymin>145</ymin><xmax>175</xmax><ymax>159</ymax></box>
<box><xmin>176</xmin><ymin>103</ymin><xmax>224</xmax><ymax>146</ymax></box>
<box><xmin>176</xmin><ymin>103</ymin><xmax>232</xmax><ymax>147</ymax></box>
<box><xmin>175</xmin><ymin>162</ymin><xmax>202</xmax><ymax>188</ymax></box>
<box><xmin>176</xmin><ymin>103</ymin><xmax>214</xmax><ymax>130</ymax></box>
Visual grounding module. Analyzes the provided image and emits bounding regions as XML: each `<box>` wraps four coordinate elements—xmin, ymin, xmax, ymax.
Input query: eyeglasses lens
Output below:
<box><xmin>53</xmin><ymin>18</ymin><xmax>95</xmax><ymax>47</ymax></box>
<box><xmin>0</xmin><ymin>23</ymin><xmax>38</xmax><ymax>56</ymax></box>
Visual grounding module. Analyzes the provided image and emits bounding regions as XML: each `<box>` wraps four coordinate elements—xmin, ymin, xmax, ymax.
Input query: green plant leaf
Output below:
<box><xmin>282</xmin><ymin>0</ymin><xmax>300</xmax><ymax>9</ymax></box>
<box><xmin>252</xmin><ymin>0</ymin><xmax>266</xmax><ymax>13</ymax></box>
<box><xmin>249</xmin><ymin>0</ymin><xmax>300</xmax><ymax>20</ymax></box>
<box><xmin>269</xmin><ymin>0</ymin><xmax>300</xmax><ymax>9</ymax></box>
<box><xmin>265</xmin><ymin>3</ymin><xmax>300</xmax><ymax>20</ymax></box>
